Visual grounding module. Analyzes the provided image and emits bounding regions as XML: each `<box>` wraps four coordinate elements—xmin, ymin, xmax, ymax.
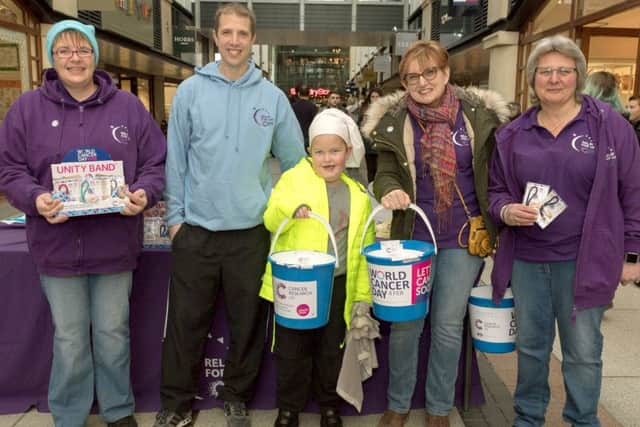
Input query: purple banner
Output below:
<box><xmin>0</xmin><ymin>224</ymin><xmax>484</xmax><ymax>415</ymax></box>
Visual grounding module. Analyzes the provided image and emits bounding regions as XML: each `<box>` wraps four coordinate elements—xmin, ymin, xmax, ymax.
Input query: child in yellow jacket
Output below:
<box><xmin>260</xmin><ymin>109</ymin><xmax>375</xmax><ymax>427</ymax></box>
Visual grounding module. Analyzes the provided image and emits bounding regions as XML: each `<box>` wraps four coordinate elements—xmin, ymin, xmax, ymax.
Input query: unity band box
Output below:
<box><xmin>51</xmin><ymin>160</ymin><xmax>127</xmax><ymax>217</ymax></box>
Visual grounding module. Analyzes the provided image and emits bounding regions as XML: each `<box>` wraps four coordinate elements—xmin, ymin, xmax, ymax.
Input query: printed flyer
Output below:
<box><xmin>51</xmin><ymin>160</ymin><xmax>127</xmax><ymax>216</ymax></box>
<box><xmin>143</xmin><ymin>201</ymin><xmax>171</xmax><ymax>248</ymax></box>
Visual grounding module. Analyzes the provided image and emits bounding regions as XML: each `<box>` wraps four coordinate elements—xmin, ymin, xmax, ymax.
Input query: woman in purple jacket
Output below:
<box><xmin>0</xmin><ymin>20</ymin><xmax>166</xmax><ymax>427</ymax></box>
<box><xmin>488</xmin><ymin>35</ymin><xmax>640</xmax><ymax>426</ymax></box>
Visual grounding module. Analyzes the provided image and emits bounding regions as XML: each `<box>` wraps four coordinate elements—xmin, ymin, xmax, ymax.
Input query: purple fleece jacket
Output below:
<box><xmin>488</xmin><ymin>95</ymin><xmax>640</xmax><ymax>311</ymax></box>
<box><xmin>0</xmin><ymin>69</ymin><xmax>166</xmax><ymax>276</ymax></box>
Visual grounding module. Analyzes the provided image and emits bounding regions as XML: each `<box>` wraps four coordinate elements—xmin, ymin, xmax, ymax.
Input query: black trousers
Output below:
<box><xmin>160</xmin><ymin>224</ymin><xmax>270</xmax><ymax>412</ymax></box>
<box><xmin>274</xmin><ymin>274</ymin><xmax>347</xmax><ymax>412</ymax></box>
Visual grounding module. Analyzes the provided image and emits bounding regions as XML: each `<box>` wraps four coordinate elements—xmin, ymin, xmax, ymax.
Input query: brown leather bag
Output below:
<box><xmin>454</xmin><ymin>182</ymin><xmax>492</xmax><ymax>257</ymax></box>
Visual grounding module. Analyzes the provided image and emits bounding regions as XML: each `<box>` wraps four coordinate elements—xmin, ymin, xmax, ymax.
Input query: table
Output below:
<box><xmin>0</xmin><ymin>223</ymin><xmax>484</xmax><ymax>415</ymax></box>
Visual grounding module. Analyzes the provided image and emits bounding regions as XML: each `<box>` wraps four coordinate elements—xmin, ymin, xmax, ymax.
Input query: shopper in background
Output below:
<box><xmin>627</xmin><ymin>95</ymin><xmax>640</xmax><ymax>142</ymax></box>
<box><xmin>0</xmin><ymin>19</ymin><xmax>166</xmax><ymax>427</ymax></box>
<box><xmin>325</xmin><ymin>91</ymin><xmax>346</xmax><ymax>113</ymax></box>
<box><xmin>583</xmin><ymin>70</ymin><xmax>628</xmax><ymax>117</ymax></box>
<box><xmin>292</xmin><ymin>84</ymin><xmax>318</xmax><ymax>149</ymax></box>
<box><xmin>362</xmin><ymin>40</ymin><xmax>509</xmax><ymax>427</ymax></box>
<box><xmin>358</xmin><ymin>87</ymin><xmax>384</xmax><ymax>183</ymax></box>
<box><xmin>157</xmin><ymin>3</ymin><xmax>305</xmax><ymax>427</ymax></box>
<box><xmin>488</xmin><ymin>35</ymin><xmax>640</xmax><ymax>427</ymax></box>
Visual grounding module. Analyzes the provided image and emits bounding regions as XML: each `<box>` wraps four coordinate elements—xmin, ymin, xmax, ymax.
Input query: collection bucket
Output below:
<box><xmin>468</xmin><ymin>285</ymin><xmax>516</xmax><ymax>353</ymax></box>
<box><xmin>269</xmin><ymin>212</ymin><xmax>339</xmax><ymax>330</ymax></box>
<box><xmin>359</xmin><ymin>203</ymin><xmax>438</xmax><ymax>322</ymax></box>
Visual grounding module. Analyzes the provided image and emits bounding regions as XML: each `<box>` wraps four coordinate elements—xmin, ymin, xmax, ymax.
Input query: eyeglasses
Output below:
<box><xmin>535</xmin><ymin>67</ymin><xmax>577</xmax><ymax>78</ymax></box>
<box><xmin>53</xmin><ymin>47</ymin><xmax>94</xmax><ymax>59</ymax></box>
<box><xmin>404</xmin><ymin>67</ymin><xmax>439</xmax><ymax>86</ymax></box>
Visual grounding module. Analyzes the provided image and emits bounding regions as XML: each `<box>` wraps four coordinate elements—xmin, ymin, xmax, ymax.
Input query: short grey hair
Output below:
<box><xmin>526</xmin><ymin>35</ymin><xmax>587</xmax><ymax>105</ymax></box>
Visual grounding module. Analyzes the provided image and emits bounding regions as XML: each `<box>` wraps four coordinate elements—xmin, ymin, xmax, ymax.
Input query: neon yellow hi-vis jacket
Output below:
<box><xmin>260</xmin><ymin>158</ymin><xmax>376</xmax><ymax>328</ymax></box>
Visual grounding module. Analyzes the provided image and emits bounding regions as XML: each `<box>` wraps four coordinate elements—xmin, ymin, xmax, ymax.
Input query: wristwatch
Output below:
<box><xmin>624</xmin><ymin>252</ymin><xmax>640</xmax><ymax>263</ymax></box>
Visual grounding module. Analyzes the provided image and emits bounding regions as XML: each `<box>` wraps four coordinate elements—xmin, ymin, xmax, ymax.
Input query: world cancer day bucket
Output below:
<box><xmin>359</xmin><ymin>203</ymin><xmax>438</xmax><ymax>322</ymax></box>
<box><xmin>468</xmin><ymin>285</ymin><xmax>516</xmax><ymax>353</ymax></box>
<box><xmin>268</xmin><ymin>212</ymin><xmax>339</xmax><ymax>330</ymax></box>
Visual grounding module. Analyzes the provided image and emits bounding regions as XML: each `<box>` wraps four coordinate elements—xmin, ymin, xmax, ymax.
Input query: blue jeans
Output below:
<box><xmin>40</xmin><ymin>272</ymin><xmax>134</xmax><ymax>427</ymax></box>
<box><xmin>511</xmin><ymin>260</ymin><xmax>605</xmax><ymax>427</ymax></box>
<box><xmin>386</xmin><ymin>248</ymin><xmax>483</xmax><ymax>415</ymax></box>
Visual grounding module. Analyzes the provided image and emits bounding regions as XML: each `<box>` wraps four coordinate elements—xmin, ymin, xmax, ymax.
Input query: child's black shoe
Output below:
<box><xmin>320</xmin><ymin>408</ymin><xmax>342</xmax><ymax>427</ymax></box>
<box><xmin>274</xmin><ymin>409</ymin><xmax>299</xmax><ymax>427</ymax></box>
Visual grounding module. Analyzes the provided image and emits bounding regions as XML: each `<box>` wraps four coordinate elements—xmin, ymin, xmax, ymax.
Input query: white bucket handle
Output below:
<box><xmin>269</xmin><ymin>211</ymin><xmax>340</xmax><ymax>268</ymax></box>
<box><xmin>359</xmin><ymin>203</ymin><xmax>438</xmax><ymax>256</ymax></box>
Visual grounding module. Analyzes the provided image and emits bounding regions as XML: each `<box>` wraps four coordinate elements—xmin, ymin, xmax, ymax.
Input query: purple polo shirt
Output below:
<box><xmin>513</xmin><ymin>104</ymin><xmax>596</xmax><ymax>261</ymax></box>
<box><xmin>411</xmin><ymin>106</ymin><xmax>480</xmax><ymax>249</ymax></box>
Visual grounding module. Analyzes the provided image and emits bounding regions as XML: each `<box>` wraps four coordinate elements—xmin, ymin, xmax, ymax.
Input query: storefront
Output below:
<box><xmin>0</xmin><ymin>0</ymin><xmax>192</xmax><ymax>126</ymax></box>
<box><xmin>515</xmin><ymin>0</ymin><xmax>640</xmax><ymax>108</ymax></box>
<box><xmin>0</xmin><ymin>0</ymin><xmax>41</xmax><ymax>122</ymax></box>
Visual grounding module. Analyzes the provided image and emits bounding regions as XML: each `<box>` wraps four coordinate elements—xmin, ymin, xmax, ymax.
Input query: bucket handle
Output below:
<box><xmin>269</xmin><ymin>211</ymin><xmax>340</xmax><ymax>268</ymax></box>
<box><xmin>359</xmin><ymin>203</ymin><xmax>438</xmax><ymax>256</ymax></box>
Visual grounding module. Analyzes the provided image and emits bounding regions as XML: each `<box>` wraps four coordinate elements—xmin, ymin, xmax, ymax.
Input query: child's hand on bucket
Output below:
<box><xmin>294</xmin><ymin>205</ymin><xmax>311</xmax><ymax>219</ymax></box>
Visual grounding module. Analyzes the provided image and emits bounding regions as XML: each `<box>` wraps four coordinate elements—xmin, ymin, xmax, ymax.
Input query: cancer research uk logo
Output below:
<box><xmin>253</xmin><ymin>108</ymin><xmax>275</xmax><ymax>127</ymax></box>
<box><xmin>110</xmin><ymin>124</ymin><xmax>130</xmax><ymax>144</ymax></box>
<box><xmin>570</xmin><ymin>133</ymin><xmax>595</xmax><ymax>154</ymax></box>
<box><xmin>203</xmin><ymin>357</ymin><xmax>225</xmax><ymax>397</ymax></box>
<box><xmin>452</xmin><ymin>128</ymin><xmax>470</xmax><ymax>147</ymax></box>
<box><xmin>195</xmin><ymin>334</ymin><xmax>227</xmax><ymax>400</ymax></box>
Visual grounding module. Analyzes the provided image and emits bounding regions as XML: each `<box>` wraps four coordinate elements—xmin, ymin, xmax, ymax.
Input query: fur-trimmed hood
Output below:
<box><xmin>361</xmin><ymin>86</ymin><xmax>511</xmax><ymax>138</ymax></box>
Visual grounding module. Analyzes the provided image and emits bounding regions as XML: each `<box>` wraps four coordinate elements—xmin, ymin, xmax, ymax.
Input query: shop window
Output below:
<box><xmin>579</xmin><ymin>0</ymin><xmax>626</xmax><ymax>17</ymax></box>
<box><xmin>0</xmin><ymin>0</ymin><xmax>23</xmax><ymax>26</ymax></box>
<box><xmin>163</xmin><ymin>82</ymin><xmax>177</xmax><ymax>122</ymax></box>
<box><xmin>0</xmin><ymin>27</ymin><xmax>28</xmax><ymax>122</ymax></box>
<box><xmin>532</xmin><ymin>0</ymin><xmax>572</xmax><ymax>34</ymax></box>
<box><xmin>121</xmin><ymin>79</ymin><xmax>132</xmax><ymax>92</ymax></box>
<box><xmin>587</xmin><ymin>35</ymin><xmax>637</xmax><ymax>101</ymax></box>
<box><xmin>138</xmin><ymin>78</ymin><xmax>151</xmax><ymax>112</ymax></box>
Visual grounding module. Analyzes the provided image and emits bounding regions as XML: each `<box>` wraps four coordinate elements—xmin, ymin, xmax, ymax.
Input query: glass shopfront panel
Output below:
<box><xmin>0</xmin><ymin>0</ymin><xmax>24</xmax><ymax>25</ymax></box>
<box><xmin>532</xmin><ymin>0</ymin><xmax>572</xmax><ymax>34</ymax></box>
<box><xmin>163</xmin><ymin>82</ymin><xmax>177</xmax><ymax>122</ymax></box>
<box><xmin>0</xmin><ymin>27</ymin><xmax>28</xmax><ymax>122</ymax></box>
<box><xmin>137</xmin><ymin>77</ymin><xmax>151</xmax><ymax>112</ymax></box>
<box><xmin>579</xmin><ymin>0</ymin><xmax>627</xmax><ymax>17</ymax></box>
<box><xmin>587</xmin><ymin>36</ymin><xmax>638</xmax><ymax>102</ymax></box>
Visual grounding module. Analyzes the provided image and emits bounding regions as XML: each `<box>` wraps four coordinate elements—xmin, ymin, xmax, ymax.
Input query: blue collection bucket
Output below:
<box><xmin>359</xmin><ymin>204</ymin><xmax>438</xmax><ymax>322</ymax></box>
<box><xmin>468</xmin><ymin>285</ymin><xmax>516</xmax><ymax>353</ymax></box>
<box><xmin>269</xmin><ymin>212</ymin><xmax>339</xmax><ymax>330</ymax></box>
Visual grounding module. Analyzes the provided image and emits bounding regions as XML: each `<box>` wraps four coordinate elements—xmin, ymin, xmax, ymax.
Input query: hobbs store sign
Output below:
<box><xmin>173</xmin><ymin>30</ymin><xmax>195</xmax><ymax>56</ymax></box>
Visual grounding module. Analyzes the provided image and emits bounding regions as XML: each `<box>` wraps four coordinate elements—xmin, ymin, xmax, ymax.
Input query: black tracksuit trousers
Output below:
<box><xmin>159</xmin><ymin>223</ymin><xmax>270</xmax><ymax>413</ymax></box>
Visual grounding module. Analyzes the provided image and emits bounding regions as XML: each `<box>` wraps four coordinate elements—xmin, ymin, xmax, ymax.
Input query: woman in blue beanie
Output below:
<box><xmin>0</xmin><ymin>19</ymin><xmax>166</xmax><ymax>427</ymax></box>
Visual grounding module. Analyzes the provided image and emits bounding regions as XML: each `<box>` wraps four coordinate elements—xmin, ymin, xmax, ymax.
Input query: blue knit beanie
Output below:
<box><xmin>46</xmin><ymin>20</ymin><xmax>99</xmax><ymax>66</ymax></box>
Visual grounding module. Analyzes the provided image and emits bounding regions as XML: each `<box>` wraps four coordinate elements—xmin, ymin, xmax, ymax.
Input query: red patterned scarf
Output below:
<box><xmin>406</xmin><ymin>84</ymin><xmax>459</xmax><ymax>226</ymax></box>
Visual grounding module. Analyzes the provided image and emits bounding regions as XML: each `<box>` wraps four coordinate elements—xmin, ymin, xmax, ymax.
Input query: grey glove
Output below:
<box><xmin>350</xmin><ymin>301</ymin><xmax>380</xmax><ymax>340</ymax></box>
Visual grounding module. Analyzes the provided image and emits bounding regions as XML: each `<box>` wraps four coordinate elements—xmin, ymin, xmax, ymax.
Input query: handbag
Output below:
<box><xmin>454</xmin><ymin>182</ymin><xmax>493</xmax><ymax>257</ymax></box>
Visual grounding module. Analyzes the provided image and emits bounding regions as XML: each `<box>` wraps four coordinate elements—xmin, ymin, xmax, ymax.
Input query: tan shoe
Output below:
<box><xmin>426</xmin><ymin>413</ymin><xmax>450</xmax><ymax>427</ymax></box>
<box><xmin>377</xmin><ymin>409</ymin><xmax>409</xmax><ymax>427</ymax></box>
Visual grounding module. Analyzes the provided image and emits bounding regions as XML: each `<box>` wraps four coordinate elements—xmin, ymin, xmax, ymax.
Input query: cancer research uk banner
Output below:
<box><xmin>51</xmin><ymin>160</ymin><xmax>127</xmax><ymax>216</ymax></box>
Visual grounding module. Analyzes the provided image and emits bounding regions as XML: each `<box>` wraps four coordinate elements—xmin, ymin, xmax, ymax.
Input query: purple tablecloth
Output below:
<box><xmin>0</xmin><ymin>223</ymin><xmax>484</xmax><ymax>415</ymax></box>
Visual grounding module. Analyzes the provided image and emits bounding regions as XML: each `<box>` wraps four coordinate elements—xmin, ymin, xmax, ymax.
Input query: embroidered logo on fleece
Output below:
<box><xmin>252</xmin><ymin>108</ymin><xmax>274</xmax><ymax>127</ymax></box>
<box><xmin>605</xmin><ymin>147</ymin><xmax>616</xmax><ymax>161</ymax></box>
<box><xmin>110</xmin><ymin>124</ymin><xmax>130</xmax><ymax>144</ymax></box>
<box><xmin>452</xmin><ymin>128</ymin><xmax>471</xmax><ymax>147</ymax></box>
<box><xmin>570</xmin><ymin>133</ymin><xmax>595</xmax><ymax>154</ymax></box>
